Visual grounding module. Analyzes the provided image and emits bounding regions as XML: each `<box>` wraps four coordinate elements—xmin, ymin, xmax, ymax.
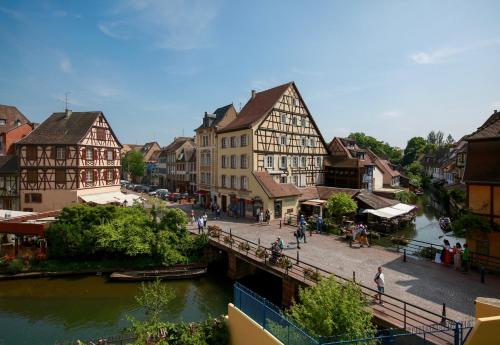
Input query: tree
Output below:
<box><xmin>407</xmin><ymin>161</ymin><xmax>424</xmax><ymax>176</ymax></box>
<box><xmin>287</xmin><ymin>277</ymin><xmax>376</xmax><ymax>340</ymax></box>
<box><xmin>446</xmin><ymin>134</ymin><xmax>454</xmax><ymax>145</ymax></box>
<box><xmin>427</xmin><ymin>131</ymin><xmax>437</xmax><ymax>144</ymax></box>
<box><xmin>122</xmin><ymin>150</ymin><xmax>146</xmax><ymax>179</ymax></box>
<box><xmin>136</xmin><ymin>279</ymin><xmax>175</xmax><ymax>324</ymax></box>
<box><xmin>452</xmin><ymin>212</ymin><xmax>495</xmax><ymax>237</ymax></box>
<box><xmin>325</xmin><ymin>192</ymin><xmax>357</xmax><ymax>224</ymax></box>
<box><xmin>402</xmin><ymin>136</ymin><xmax>426</xmax><ymax>166</ymax></box>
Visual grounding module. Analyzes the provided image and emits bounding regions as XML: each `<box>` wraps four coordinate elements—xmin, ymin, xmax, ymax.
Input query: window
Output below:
<box><xmin>15</xmin><ymin>119</ymin><xmax>21</xmax><ymax>127</ymax></box>
<box><xmin>86</xmin><ymin>170</ymin><xmax>93</xmax><ymax>183</ymax></box>
<box><xmin>221</xmin><ymin>137</ymin><xmax>227</xmax><ymax>148</ymax></box>
<box><xmin>27</xmin><ymin>170</ymin><xmax>37</xmax><ymax>183</ymax></box>
<box><xmin>301</xmin><ymin>117</ymin><xmax>306</xmax><ymax>128</ymax></box>
<box><xmin>316</xmin><ymin>156</ymin><xmax>322</xmax><ymax>167</ymax></box>
<box><xmin>206</xmin><ymin>152</ymin><xmax>211</xmax><ymax>165</ymax></box>
<box><xmin>240</xmin><ymin>154</ymin><xmax>248</xmax><ymax>169</ymax></box>
<box><xmin>292</xmin><ymin>116</ymin><xmax>298</xmax><ymax>126</ymax></box>
<box><xmin>294</xmin><ymin>98</ymin><xmax>300</xmax><ymax>107</ymax></box>
<box><xmin>280</xmin><ymin>176</ymin><xmax>287</xmax><ymax>183</ymax></box>
<box><xmin>280</xmin><ymin>135</ymin><xmax>288</xmax><ymax>146</ymax></box>
<box><xmin>54</xmin><ymin>147</ymin><xmax>65</xmax><ymax>160</ymax></box>
<box><xmin>280</xmin><ymin>156</ymin><xmax>287</xmax><ymax>169</ymax></box>
<box><xmin>281</xmin><ymin>113</ymin><xmax>287</xmax><ymax>124</ymax></box>
<box><xmin>230</xmin><ymin>155</ymin><xmax>237</xmax><ymax>169</ymax></box>
<box><xmin>107</xmin><ymin>170</ymin><xmax>114</xmax><ymax>181</ymax></box>
<box><xmin>25</xmin><ymin>193</ymin><xmax>42</xmax><ymax>203</ymax></box>
<box><xmin>27</xmin><ymin>146</ymin><xmax>37</xmax><ymax>161</ymax></box>
<box><xmin>107</xmin><ymin>149</ymin><xmax>114</xmax><ymax>161</ymax></box>
<box><xmin>266</xmin><ymin>155</ymin><xmax>274</xmax><ymax>168</ymax></box>
<box><xmin>292</xmin><ymin>156</ymin><xmax>298</xmax><ymax>168</ymax></box>
<box><xmin>301</xmin><ymin>137</ymin><xmax>307</xmax><ymax>147</ymax></box>
<box><xmin>221</xmin><ymin>155</ymin><xmax>227</xmax><ymax>168</ymax></box>
<box><xmin>230</xmin><ymin>136</ymin><xmax>237</xmax><ymax>148</ymax></box>
<box><xmin>301</xmin><ymin>156</ymin><xmax>307</xmax><ymax>168</ymax></box>
<box><xmin>86</xmin><ymin>148</ymin><xmax>93</xmax><ymax>161</ymax></box>
<box><xmin>292</xmin><ymin>175</ymin><xmax>298</xmax><ymax>185</ymax></box>
<box><xmin>240</xmin><ymin>134</ymin><xmax>248</xmax><ymax>147</ymax></box>
<box><xmin>0</xmin><ymin>119</ymin><xmax>6</xmax><ymax>125</ymax></box>
<box><xmin>96</xmin><ymin>128</ymin><xmax>106</xmax><ymax>141</ymax></box>
<box><xmin>221</xmin><ymin>175</ymin><xmax>227</xmax><ymax>187</ymax></box>
<box><xmin>55</xmin><ymin>169</ymin><xmax>66</xmax><ymax>184</ymax></box>
<box><xmin>0</xmin><ymin>177</ymin><xmax>4</xmax><ymax>189</ymax></box>
<box><xmin>202</xmin><ymin>135</ymin><xmax>209</xmax><ymax>147</ymax></box>
<box><xmin>230</xmin><ymin>175</ymin><xmax>236</xmax><ymax>189</ymax></box>
<box><xmin>309</xmin><ymin>138</ymin><xmax>316</xmax><ymax>147</ymax></box>
<box><xmin>240</xmin><ymin>176</ymin><xmax>248</xmax><ymax>190</ymax></box>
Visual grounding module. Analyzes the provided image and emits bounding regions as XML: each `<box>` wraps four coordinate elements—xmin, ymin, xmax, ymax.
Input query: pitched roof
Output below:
<box><xmin>17</xmin><ymin>111</ymin><xmax>106</xmax><ymax>145</ymax></box>
<box><xmin>196</xmin><ymin>104</ymin><xmax>235</xmax><ymax>130</ymax></box>
<box><xmin>0</xmin><ymin>104</ymin><xmax>30</xmax><ymax>134</ymax></box>
<box><xmin>140</xmin><ymin>142</ymin><xmax>159</xmax><ymax>154</ymax></box>
<box><xmin>253</xmin><ymin>171</ymin><xmax>301</xmax><ymax>198</ymax></box>
<box><xmin>0</xmin><ymin>155</ymin><xmax>18</xmax><ymax>174</ymax></box>
<box><xmin>218</xmin><ymin>82</ymin><xmax>292</xmax><ymax>133</ymax></box>
<box><xmin>298</xmin><ymin>186</ymin><xmax>360</xmax><ymax>201</ymax></box>
<box><xmin>355</xmin><ymin>192</ymin><xmax>399</xmax><ymax>210</ymax></box>
<box><xmin>467</xmin><ymin>111</ymin><xmax>500</xmax><ymax>141</ymax></box>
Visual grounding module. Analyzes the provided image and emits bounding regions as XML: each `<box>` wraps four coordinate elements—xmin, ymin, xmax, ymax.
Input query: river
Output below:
<box><xmin>0</xmin><ymin>273</ymin><xmax>233</xmax><ymax>345</ymax></box>
<box><xmin>392</xmin><ymin>193</ymin><xmax>465</xmax><ymax>246</ymax></box>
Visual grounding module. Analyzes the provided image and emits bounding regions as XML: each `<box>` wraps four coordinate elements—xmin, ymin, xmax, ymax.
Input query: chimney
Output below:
<box><xmin>65</xmin><ymin>109</ymin><xmax>72</xmax><ymax>117</ymax></box>
<box><xmin>204</xmin><ymin>111</ymin><xmax>208</xmax><ymax>117</ymax></box>
<box><xmin>251</xmin><ymin>90</ymin><xmax>256</xmax><ymax>100</ymax></box>
<box><xmin>494</xmin><ymin>109</ymin><xmax>498</xmax><ymax>114</ymax></box>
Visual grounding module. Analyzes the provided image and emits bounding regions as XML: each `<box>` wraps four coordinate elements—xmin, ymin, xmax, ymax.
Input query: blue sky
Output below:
<box><xmin>1</xmin><ymin>0</ymin><xmax>499</xmax><ymax>148</ymax></box>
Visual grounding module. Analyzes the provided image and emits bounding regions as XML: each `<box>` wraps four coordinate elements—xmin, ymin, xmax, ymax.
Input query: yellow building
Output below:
<box><xmin>463</xmin><ymin>110</ymin><xmax>500</xmax><ymax>257</ymax></box>
<box><xmin>195</xmin><ymin>104</ymin><xmax>237</xmax><ymax>207</ymax></box>
<box><xmin>216</xmin><ymin>82</ymin><xmax>329</xmax><ymax>220</ymax></box>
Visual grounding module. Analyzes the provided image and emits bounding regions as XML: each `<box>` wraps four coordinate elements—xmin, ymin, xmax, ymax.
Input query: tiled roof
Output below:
<box><xmin>0</xmin><ymin>104</ymin><xmax>30</xmax><ymax>134</ymax></box>
<box><xmin>17</xmin><ymin>111</ymin><xmax>104</xmax><ymax>145</ymax></box>
<box><xmin>196</xmin><ymin>104</ymin><xmax>235</xmax><ymax>130</ymax></box>
<box><xmin>467</xmin><ymin>111</ymin><xmax>500</xmax><ymax>140</ymax></box>
<box><xmin>219</xmin><ymin>82</ymin><xmax>292</xmax><ymax>133</ymax></box>
<box><xmin>0</xmin><ymin>155</ymin><xmax>18</xmax><ymax>174</ymax></box>
<box><xmin>355</xmin><ymin>192</ymin><xmax>398</xmax><ymax>210</ymax></box>
<box><xmin>253</xmin><ymin>171</ymin><xmax>301</xmax><ymax>198</ymax></box>
<box><xmin>297</xmin><ymin>186</ymin><xmax>360</xmax><ymax>201</ymax></box>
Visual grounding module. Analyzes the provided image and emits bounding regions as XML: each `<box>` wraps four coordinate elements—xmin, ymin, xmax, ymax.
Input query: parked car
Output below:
<box><xmin>156</xmin><ymin>189</ymin><xmax>169</xmax><ymax>198</ymax></box>
<box><xmin>133</xmin><ymin>184</ymin><xmax>144</xmax><ymax>192</ymax></box>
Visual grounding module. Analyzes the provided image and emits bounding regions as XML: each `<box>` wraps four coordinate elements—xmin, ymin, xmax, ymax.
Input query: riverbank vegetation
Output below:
<box><xmin>31</xmin><ymin>204</ymin><xmax>207</xmax><ymax>273</ymax></box>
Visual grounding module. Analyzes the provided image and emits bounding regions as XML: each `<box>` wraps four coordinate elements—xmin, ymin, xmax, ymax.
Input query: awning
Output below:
<box><xmin>363</xmin><ymin>203</ymin><xmax>416</xmax><ymax>219</ymax></box>
<box><xmin>301</xmin><ymin>199</ymin><xmax>326</xmax><ymax>207</ymax></box>
<box><xmin>79</xmin><ymin>192</ymin><xmax>141</xmax><ymax>206</ymax></box>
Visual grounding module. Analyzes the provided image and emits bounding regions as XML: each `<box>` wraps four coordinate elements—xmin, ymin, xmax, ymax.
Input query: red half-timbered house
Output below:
<box><xmin>16</xmin><ymin>110</ymin><xmax>122</xmax><ymax>212</ymax></box>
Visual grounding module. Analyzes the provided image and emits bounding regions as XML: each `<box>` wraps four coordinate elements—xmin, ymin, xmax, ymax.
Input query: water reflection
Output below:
<box><xmin>0</xmin><ymin>274</ymin><xmax>232</xmax><ymax>345</ymax></box>
<box><xmin>393</xmin><ymin>193</ymin><xmax>464</xmax><ymax>245</ymax></box>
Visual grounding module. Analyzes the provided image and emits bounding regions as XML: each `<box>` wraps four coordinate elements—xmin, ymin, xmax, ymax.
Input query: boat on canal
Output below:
<box><xmin>109</xmin><ymin>264</ymin><xmax>207</xmax><ymax>281</ymax></box>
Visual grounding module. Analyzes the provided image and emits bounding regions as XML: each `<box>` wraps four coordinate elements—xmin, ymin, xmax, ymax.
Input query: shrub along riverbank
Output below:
<box><xmin>2</xmin><ymin>204</ymin><xmax>208</xmax><ymax>275</ymax></box>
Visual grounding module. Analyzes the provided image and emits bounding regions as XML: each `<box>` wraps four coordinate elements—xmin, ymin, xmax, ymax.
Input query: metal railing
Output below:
<box><xmin>204</xmin><ymin>227</ymin><xmax>468</xmax><ymax>345</ymax></box>
<box><xmin>233</xmin><ymin>283</ymin><xmax>473</xmax><ymax>345</ymax></box>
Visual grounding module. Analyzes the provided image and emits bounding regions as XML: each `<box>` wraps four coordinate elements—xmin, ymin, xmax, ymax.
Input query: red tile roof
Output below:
<box><xmin>0</xmin><ymin>104</ymin><xmax>30</xmax><ymax>134</ymax></box>
<box><xmin>467</xmin><ymin>111</ymin><xmax>500</xmax><ymax>140</ymax></box>
<box><xmin>218</xmin><ymin>82</ymin><xmax>292</xmax><ymax>133</ymax></box>
<box><xmin>253</xmin><ymin>171</ymin><xmax>301</xmax><ymax>198</ymax></box>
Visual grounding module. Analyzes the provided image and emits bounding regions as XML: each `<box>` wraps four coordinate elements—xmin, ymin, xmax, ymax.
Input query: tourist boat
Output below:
<box><xmin>109</xmin><ymin>264</ymin><xmax>207</xmax><ymax>281</ymax></box>
<box><xmin>438</xmin><ymin>217</ymin><xmax>452</xmax><ymax>232</ymax></box>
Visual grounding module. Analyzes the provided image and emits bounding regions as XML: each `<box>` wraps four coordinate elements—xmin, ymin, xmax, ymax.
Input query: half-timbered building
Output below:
<box><xmin>16</xmin><ymin>110</ymin><xmax>122</xmax><ymax>212</ymax></box>
<box><xmin>216</xmin><ymin>82</ymin><xmax>329</xmax><ymax>220</ymax></box>
<box><xmin>0</xmin><ymin>155</ymin><xmax>20</xmax><ymax>210</ymax></box>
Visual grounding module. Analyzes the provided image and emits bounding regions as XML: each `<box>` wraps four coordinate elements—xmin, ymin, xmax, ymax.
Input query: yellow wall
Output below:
<box><xmin>227</xmin><ymin>303</ymin><xmax>283</xmax><ymax>345</ymax></box>
<box><xmin>494</xmin><ymin>186</ymin><xmax>500</xmax><ymax>218</ymax></box>
<box><xmin>465</xmin><ymin>297</ymin><xmax>500</xmax><ymax>345</ymax></box>
<box><xmin>467</xmin><ymin>231</ymin><xmax>500</xmax><ymax>258</ymax></box>
<box><xmin>468</xmin><ymin>185</ymin><xmax>491</xmax><ymax>215</ymax></box>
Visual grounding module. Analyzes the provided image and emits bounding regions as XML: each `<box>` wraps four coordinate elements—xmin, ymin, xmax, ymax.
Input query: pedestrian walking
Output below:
<box><xmin>453</xmin><ymin>243</ymin><xmax>462</xmax><ymax>270</ymax></box>
<box><xmin>190</xmin><ymin>210</ymin><xmax>195</xmax><ymax>225</ymax></box>
<box><xmin>203</xmin><ymin>212</ymin><xmax>208</xmax><ymax>229</ymax></box>
<box><xmin>373</xmin><ymin>266</ymin><xmax>385</xmax><ymax>305</ymax></box>
<box><xmin>197</xmin><ymin>217</ymin><xmax>204</xmax><ymax>234</ymax></box>
<box><xmin>462</xmin><ymin>243</ymin><xmax>470</xmax><ymax>273</ymax></box>
<box><xmin>215</xmin><ymin>206</ymin><xmax>221</xmax><ymax>219</ymax></box>
<box><xmin>316</xmin><ymin>215</ymin><xmax>323</xmax><ymax>233</ymax></box>
<box><xmin>265</xmin><ymin>209</ymin><xmax>270</xmax><ymax>224</ymax></box>
<box><xmin>300</xmin><ymin>215</ymin><xmax>307</xmax><ymax>243</ymax></box>
<box><xmin>259</xmin><ymin>210</ymin><xmax>264</xmax><ymax>224</ymax></box>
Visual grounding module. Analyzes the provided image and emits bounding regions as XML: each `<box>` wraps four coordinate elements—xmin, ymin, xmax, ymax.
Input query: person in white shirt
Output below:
<box><xmin>374</xmin><ymin>266</ymin><xmax>385</xmax><ymax>305</ymax></box>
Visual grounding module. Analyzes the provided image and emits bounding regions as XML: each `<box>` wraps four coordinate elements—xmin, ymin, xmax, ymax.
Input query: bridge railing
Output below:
<box><xmin>209</xmin><ymin>227</ymin><xmax>465</xmax><ymax>345</ymax></box>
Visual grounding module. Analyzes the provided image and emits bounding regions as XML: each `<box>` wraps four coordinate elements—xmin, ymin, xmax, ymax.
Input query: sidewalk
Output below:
<box><xmin>193</xmin><ymin>212</ymin><xmax>500</xmax><ymax>322</ymax></box>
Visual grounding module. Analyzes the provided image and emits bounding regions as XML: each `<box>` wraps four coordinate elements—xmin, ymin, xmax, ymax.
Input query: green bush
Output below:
<box><xmin>448</xmin><ymin>189</ymin><xmax>466</xmax><ymax>204</ymax></box>
<box><xmin>452</xmin><ymin>212</ymin><xmax>495</xmax><ymax>237</ymax></box>
<box><xmin>395</xmin><ymin>191</ymin><xmax>417</xmax><ymax>204</ymax></box>
<box><xmin>325</xmin><ymin>193</ymin><xmax>357</xmax><ymax>224</ymax></box>
<box><xmin>8</xmin><ymin>258</ymin><xmax>24</xmax><ymax>274</ymax></box>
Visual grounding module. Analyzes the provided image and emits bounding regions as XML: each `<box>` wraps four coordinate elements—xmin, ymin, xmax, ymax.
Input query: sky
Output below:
<box><xmin>1</xmin><ymin>0</ymin><xmax>499</xmax><ymax>148</ymax></box>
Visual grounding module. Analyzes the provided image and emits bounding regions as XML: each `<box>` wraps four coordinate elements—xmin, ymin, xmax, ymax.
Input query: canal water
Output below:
<box><xmin>0</xmin><ymin>273</ymin><xmax>233</xmax><ymax>345</ymax></box>
<box><xmin>392</xmin><ymin>193</ymin><xmax>465</xmax><ymax>246</ymax></box>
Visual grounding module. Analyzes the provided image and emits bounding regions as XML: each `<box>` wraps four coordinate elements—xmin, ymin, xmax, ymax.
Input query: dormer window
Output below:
<box><xmin>357</xmin><ymin>152</ymin><xmax>365</xmax><ymax>160</ymax></box>
<box><xmin>14</xmin><ymin>120</ymin><xmax>21</xmax><ymax>127</ymax></box>
<box><xmin>0</xmin><ymin>119</ymin><xmax>6</xmax><ymax>125</ymax></box>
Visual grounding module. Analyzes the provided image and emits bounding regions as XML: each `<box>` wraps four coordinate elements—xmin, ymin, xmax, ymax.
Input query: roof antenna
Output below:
<box><xmin>239</xmin><ymin>102</ymin><xmax>242</xmax><ymax>111</ymax></box>
<box><xmin>64</xmin><ymin>91</ymin><xmax>71</xmax><ymax>111</ymax></box>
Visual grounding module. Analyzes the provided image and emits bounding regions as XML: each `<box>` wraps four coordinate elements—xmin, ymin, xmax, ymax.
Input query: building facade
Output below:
<box><xmin>17</xmin><ymin>110</ymin><xmax>122</xmax><ymax>212</ymax></box>
<box><xmin>0</xmin><ymin>155</ymin><xmax>20</xmax><ymax>210</ymax></box>
<box><xmin>159</xmin><ymin>137</ymin><xmax>195</xmax><ymax>192</ymax></box>
<box><xmin>195</xmin><ymin>105</ymin><xmax>237</xmax><ymax>207</ymax></box>
<box><xmin>216</xmin><ymin>82</ymin><xmax>329</xmax><ymax>220</ymax></box>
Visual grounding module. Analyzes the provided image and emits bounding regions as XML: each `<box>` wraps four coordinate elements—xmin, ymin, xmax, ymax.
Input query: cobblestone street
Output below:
<box><xmin>180</xmin><ymin>206</ymin><xmax>500</xmax><ymax>322</ymax></box>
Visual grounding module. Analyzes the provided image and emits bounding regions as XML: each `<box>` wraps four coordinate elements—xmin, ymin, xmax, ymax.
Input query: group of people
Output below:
<box><xmin>440</xmin><ymin>239</ymin><xmax>470</xmax><ymax>272</ymax></box>
<box><xmin>351</xmin><ymin>223</ymin><xmax>370</xmax><ymax>247</ymax></box>
<box><xmin>270</xmin><ymin>237</ymin><xmax>284</xmax><ymax>262</ymax></box>
<box><xmin>256</xmin><ymin>208</ymin><xmax>271</xmax><ymax>224</ymax></box>
<box><xmin>208</xmin><ymin>202</ymin><xmax>222</xmax><ymax>219</ymax></box>
<box><xmin>192</xmin><ymin>210</ymin><xmax>209</xmax><ymax>234</ymax></box>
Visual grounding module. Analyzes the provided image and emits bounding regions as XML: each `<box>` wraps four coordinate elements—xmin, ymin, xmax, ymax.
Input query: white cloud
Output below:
<box><xmin>381</xmin><ymin>110</ymin><xmax>401</xmax><ymax>118</ymax></box>
<box><xmin>410</xmin><ymin>39</ymin><xmax>500</xmax><ymax>64</ymax></box>
<box><xmin>59</xmin><ymin>56</ymin><xmax>72</xmax><ymax>74</ymax></box>
<box><xmin>99</xmin><ymin>0</ymin><xmax>219</xmax><ymax>50</ymax></box>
